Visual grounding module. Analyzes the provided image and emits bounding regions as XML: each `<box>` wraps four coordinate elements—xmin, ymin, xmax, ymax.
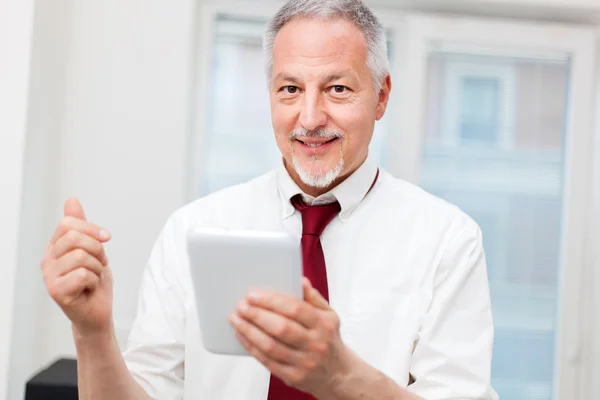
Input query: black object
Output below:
<box><xmin>25</xmin><ymin>358</ymin><xmax>78</xmax><ymax>400</ymax></box>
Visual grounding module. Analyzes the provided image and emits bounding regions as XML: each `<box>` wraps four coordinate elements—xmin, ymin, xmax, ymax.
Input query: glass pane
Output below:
<box><xmin>201</xmin><ymin>16</ymin><xmax>391</xmax><ymax>195</ymax></box>
<box><xmin>460</xmin><ymin>77</ymin><xmax>499</xmax><ymax>143</ymax></box>
<box><xmin>421</xmin><ymin>51</ymin><xmax>569</xmax><ymax>400</ymax></box>
<box><xmin>202</xmin><ymin>18</ymin><xmax>278</xmax><ymax>194</ymax></box>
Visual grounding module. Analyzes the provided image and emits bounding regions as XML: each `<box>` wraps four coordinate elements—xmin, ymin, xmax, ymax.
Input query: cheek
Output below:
<box><xmin>331</xmin><ymin>102</ymin><xmax>375</xmax><ymax>148</ymax></box>
<box><xmin>271</xmin><ymin>103</ymin><xmax>297</xmax><ymax>133</ymax></box>
<box><xmin>271</xmin><ymin>107</ymin><xmax>294</xmax><ymax>156</ymax></box>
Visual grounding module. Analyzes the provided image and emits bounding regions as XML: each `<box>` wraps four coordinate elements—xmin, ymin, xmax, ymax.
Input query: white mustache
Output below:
<box><xmin>289</xmin><ymin>128</ymin><xmax>344</xmax><ymax>140</ymax></box>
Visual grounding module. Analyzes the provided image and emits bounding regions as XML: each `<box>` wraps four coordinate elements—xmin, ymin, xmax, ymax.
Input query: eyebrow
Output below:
<box><xmin>323</xmin><ymin>74</ymin><xmax>345</xmax><ymax>84</ymax></box>
<box><xmin>273</xmin><ymin>73</ymin><xmax>352</xmax><ymax>85</ymax></box>
<box><xmin>274</xmin><ymin>73</ymin><xmax>300</xmax><ymax>84</ymax></box>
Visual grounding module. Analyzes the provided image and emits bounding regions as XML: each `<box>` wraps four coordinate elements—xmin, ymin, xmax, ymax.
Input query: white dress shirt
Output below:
<box><xmin>123</xmin><ymin>157</ymin><xmax>498</xmax><ymax>400</ymax></box>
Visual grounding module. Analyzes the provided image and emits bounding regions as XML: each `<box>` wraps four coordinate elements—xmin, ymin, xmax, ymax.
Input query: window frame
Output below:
<box><xmin>443</xmin><ymin>60</ymin><xmax>516</xmax><ymax>149</ymax></box>
<box><xmin>396</xmin><ymin>15</ymin><xmax>597</xmax><ymax>400</ymax></box>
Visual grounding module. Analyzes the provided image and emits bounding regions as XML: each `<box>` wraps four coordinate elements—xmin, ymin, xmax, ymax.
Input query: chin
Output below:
<box><xmin>292</xmin><ymin>155</ymin><xmax>345</xmax><ymax>189</ymax></box>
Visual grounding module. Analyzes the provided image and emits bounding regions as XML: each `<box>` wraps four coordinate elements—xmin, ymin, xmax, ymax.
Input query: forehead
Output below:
<box><xmin>272</xmin><ymin>17</ymin><xmax>369</xmax><ymax>75</ymax></box>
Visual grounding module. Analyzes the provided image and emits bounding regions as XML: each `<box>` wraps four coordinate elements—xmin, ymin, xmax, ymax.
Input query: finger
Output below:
<box><xmin>302</xmin><ymin>277</ymin><xmax>311</xmax><ymax>298</ymax></box>
<box><xmin>64</xmin><ymin>197</ymin><xmax>87</xmax><ymax>221</ymax></box>
<box><xmin>235</xmin><ymin>327</ymin><xmax>309</xmax><ymax>390</ymax></box>
<box><xmin>246</xmin><ymin>292</ymin><xmax>319</xmax><ymax>328</ymax></box>
<box><xmin>234</xmin><ymin>329</ymin><xmax>307</xmax><ymax>390</ymax></box>
<box><xmin>237</xmin><ymin>300</ymin><xmax>309</xmax><ymax>349</ymax></box>
<box><xmin>265</xmin><ymin>362</ymin><xmax>306</xmax><ymax>390</ymax></box>
<box><xmin>49</xmin><ymin>216</ymin><xmax>111</xmax><ymax>247</ymax></box>
<box><xmin>230</xmin><ymin>313</ymin><xmax>302</xmax><ymax>365</ymax></box>
<box><xmin>303</xmin><ymin>278</ymin><xmax>330</xmax><ymax>310</ymax></box>
<box><xmin>235</xmin><ymin>329</ymin><xmax>279</xmax><ymax>370</ymax></box>
<box><xmin>52</xmin><ymin>268</ymin><xmax>99</xmax><ymax>306</ymax></box>
<box><xmin>51</xmin><ymin>249</ymin><xmax>105</xmax><ymax>278</ymax></box>
<box><xmin>51</xmin><ymin>230</ymin><xmax>108</xmax><ymax>266</ymax></box>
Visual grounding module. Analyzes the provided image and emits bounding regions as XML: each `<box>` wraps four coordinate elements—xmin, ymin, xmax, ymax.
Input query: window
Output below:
<box><xmin>459</xmin><ymin>76</ymin><xmax>500</xmax><ymax>144</ymax></box>
<box><xmin>190</xmin><ymin>7</ymin><xmax>598</xmax><ymax>399</ymax></box>
<box><xmin>402</xmin><ymin>16</ymin><xmax>596</xmax><ymax>399</ymax></box>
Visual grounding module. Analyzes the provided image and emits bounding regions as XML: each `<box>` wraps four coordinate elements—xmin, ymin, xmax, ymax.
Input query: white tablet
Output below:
<box><xmin>186</xmin><ymin>227</ymin><xmax>303</xmax><ymax>356</ymax></box>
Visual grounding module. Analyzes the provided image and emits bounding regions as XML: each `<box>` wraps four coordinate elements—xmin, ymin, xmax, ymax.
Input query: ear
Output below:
<box><xmin>375</xmin><ymin>74</ymin><xmax>392</xmax><ymax>121</ymax></box>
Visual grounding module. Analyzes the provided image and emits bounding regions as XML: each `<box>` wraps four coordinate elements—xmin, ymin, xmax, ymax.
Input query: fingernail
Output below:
<box><xmin>238</xmin><ymin>301</ymin><xmax>249</xmax><ymax>314</ymax></box>
<box><xmin>230</xmin><ymin>314</ymin><xmax>241</xmax><ymax>326</ymax></box>
<box><xmin>99</xmin><ymin>230</ymin><xmax>110</xmax><ymax>240</ymax></box>
<box><xmin>247</xmin><ymin>291</ymin><xmax>261</xmax><ymax>301</ymax></box>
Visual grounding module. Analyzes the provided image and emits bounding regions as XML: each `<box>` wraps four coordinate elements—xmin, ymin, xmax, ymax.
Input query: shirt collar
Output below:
<box><xmin>276</xmin><ymin>155</ymin><xmax>379</xmax><ymax>222</ymax></box>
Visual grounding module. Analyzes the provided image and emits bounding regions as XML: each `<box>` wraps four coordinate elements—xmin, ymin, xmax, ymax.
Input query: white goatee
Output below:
<box><xmin>289</xmin><ymin>128</ymin><xmax>344</xmax><ymax>188</ymax></box>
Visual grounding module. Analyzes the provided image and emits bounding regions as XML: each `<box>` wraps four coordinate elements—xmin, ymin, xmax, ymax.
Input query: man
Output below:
<box><xmin>41</xmin><ymin>0</ymin><xmax>497</xmax><ymax>399</ymax></box>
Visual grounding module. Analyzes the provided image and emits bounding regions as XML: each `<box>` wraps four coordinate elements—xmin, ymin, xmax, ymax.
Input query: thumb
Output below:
<box><xmin>303</xmin><ymin>277</ymin><xmax>331</xmax><ymax>310</ymax></box>
<box><xmin>64</xmin><ymin>197</ymin><xmax>87</xmax><ymax>221</ymax></box>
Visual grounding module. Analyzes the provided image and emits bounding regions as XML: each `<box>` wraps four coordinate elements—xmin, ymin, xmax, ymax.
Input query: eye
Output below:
<box><xmin>329</xmin><ymin>85</ymin><xmax>348</xmax><ymax>94</ymax></box>
<box><xmin>281</xmin><ymin>86</ymin><xmax>299</xmax><ymax>94</ymax></box>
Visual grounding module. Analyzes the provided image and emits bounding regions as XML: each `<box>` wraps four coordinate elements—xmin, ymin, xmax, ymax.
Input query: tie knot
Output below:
<box><xmin>291</xmin><ymin>195</ymin><xmax>341</xmax><ymax>236</ymax></box>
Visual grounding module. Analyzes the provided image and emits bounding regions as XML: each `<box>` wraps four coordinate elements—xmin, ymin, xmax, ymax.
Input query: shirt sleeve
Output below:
<box><xmin>408</xmin><ymin>216</ymin><xmax>499</xmax><ymax>400</ymax></box>
<box><xmin>122</xmin><ymin>216</ymin><xmax>188</xmax><ymax>400</ymax></box>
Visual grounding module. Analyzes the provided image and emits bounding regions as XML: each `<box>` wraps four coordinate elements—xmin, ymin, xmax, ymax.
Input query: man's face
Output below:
<box><xmin>269</xmin><ymin>17</ymin><xmax>391</xmax><ymax>192</ymax></box>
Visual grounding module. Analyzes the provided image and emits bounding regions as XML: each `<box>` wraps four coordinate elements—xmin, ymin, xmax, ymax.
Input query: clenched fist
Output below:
<box><xmin>41</xmin><ymin>198</ymin><xmax>114</xmax><ymax>335</ymax></box>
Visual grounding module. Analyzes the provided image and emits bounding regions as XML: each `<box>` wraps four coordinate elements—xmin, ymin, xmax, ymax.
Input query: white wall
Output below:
<box><xmin>7</xmin><ymin>2</ymin><xmax>74</xmax><ymax>399</ymax></box>
<box><xmin>5</xmin><ymin>0</ymin><xmax>197</xmax><ymax>398</ymax></box>
<box><xmin>0</xmin><ymin>0</ymin><xmax>35</xmax><ymax>397</ymax></box>
<box><xmin>46</xmin><ymin>0</ymin><xmax>196</xmax><ymax>350</ymax></box>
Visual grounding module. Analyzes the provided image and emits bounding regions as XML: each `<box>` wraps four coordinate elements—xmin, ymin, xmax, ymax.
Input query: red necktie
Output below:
<box><xmin>266</xmin><ymin>196</ymin><xmax>340</xmax><ymax>400</ymax></box>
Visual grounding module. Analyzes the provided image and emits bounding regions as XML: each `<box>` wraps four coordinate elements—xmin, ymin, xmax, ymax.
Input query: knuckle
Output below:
<box><xmin>264</xmin><ymin>339</ymin><xmax>276</xmax><ymax>354</ymax></box>
<box><xmin>47</xmin><ymin>284</ymin><xmax>61</xmax><ymax>301</ymax></box>
<box><xmin>289</xmin><ymin>303</ymin><xmax>302</xmax><ymax>318</ymax></box>
<box><xmin>59</xmin><ymin>217</ymin><xmax>72</xmax><ymax>231</ymax></box>
<box><xmin>65</xmin><ymin>229</ymin><xmax>79</xmax><ymax>242</ymax></box>
<box><xmin>276</xmin><ymin>323</ymin><xmax>290</xmax><ymax>337</ymax></box>
<box><xmin>321</xmin><ymin>316</ymin><xmax>338</xmax><ymax>335</ymax></box>
<box><xmin>73</xmin><ymin>248</ymin><xmax>88</xmax><ymax>264</ymax></box>
<box><xmin>93</xmin><ymin>241</ymin><xmax>104</xmax><ymax>256</ymax></box>
<box><xmin>66</xmin><ymin>229</ymin><xmax>80</xmax><ymax>244</ymax></box>
<box><xmin>313</xmin><ymin>342</ymin><xmax>328</xmax><ymax>356</ymax></box>
<box><xmin>302</xmin><ymin>359</ymin><xmax>317</xmax><ymax>372</ymax></box>
<box><xmin>73</xmin><ymin>268</ymin><xmax>89</xmax><ymax>285</ymax></box>
<box><xmin>286</xmin><ymin>371</ymin><xmax>304</xmax><ymax>386</ymax></box>
<box><xmin>79</xmin><ymin>267</ymin><xmax>90</xmax><ymax>278</ymax></box>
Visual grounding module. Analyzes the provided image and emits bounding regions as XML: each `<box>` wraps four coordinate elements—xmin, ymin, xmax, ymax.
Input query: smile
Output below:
<box><xmin>294</xmin><ymin>137</ymin><xmax>340</xmax><ymax>154</ymax></box>
<box><xmin>297</xmin><ymin>137</ymin><xmax>338</xmax><ymax>147</ymax></box>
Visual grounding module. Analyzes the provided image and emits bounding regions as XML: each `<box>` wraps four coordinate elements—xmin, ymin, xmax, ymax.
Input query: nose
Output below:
<box><xmin>298</xmin><ymin>89</ymin><xmax>327</xmax><ymax>131</ymax></box>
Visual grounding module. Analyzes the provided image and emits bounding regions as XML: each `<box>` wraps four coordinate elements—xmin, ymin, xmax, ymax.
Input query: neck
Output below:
<box><xmin>284</xmin><ymin>154</ymin><xmax>367</xmax><ymax>197</ymax></box>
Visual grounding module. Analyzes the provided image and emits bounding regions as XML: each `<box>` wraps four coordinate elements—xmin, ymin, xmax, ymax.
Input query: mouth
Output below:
<box><xmin>295</xmin><ymin>136</ymin><xmax>340</xmax><ymax>150</ymax></box>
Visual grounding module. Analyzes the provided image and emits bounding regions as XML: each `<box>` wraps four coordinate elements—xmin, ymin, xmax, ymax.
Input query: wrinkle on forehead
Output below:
<box><xmin>280</xmin><ymin>55</ymin><xmax>344</xmax><ymax>71</ymax></box>
<box><xmin>272</xmin><ymin>18</ymin><xmax>369</xmax><ymax>81</ymax></box>
<box><xmin>274</xmin><ymin>18</ymin><xmax>366</xmax><ymax>57</ymax></box>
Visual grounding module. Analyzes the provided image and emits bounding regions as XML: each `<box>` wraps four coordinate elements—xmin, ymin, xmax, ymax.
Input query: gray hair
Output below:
<box><xmin>263</xmin><ymin>0</ymin><xmax>390</xmax><ymax>92</ymax></box>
